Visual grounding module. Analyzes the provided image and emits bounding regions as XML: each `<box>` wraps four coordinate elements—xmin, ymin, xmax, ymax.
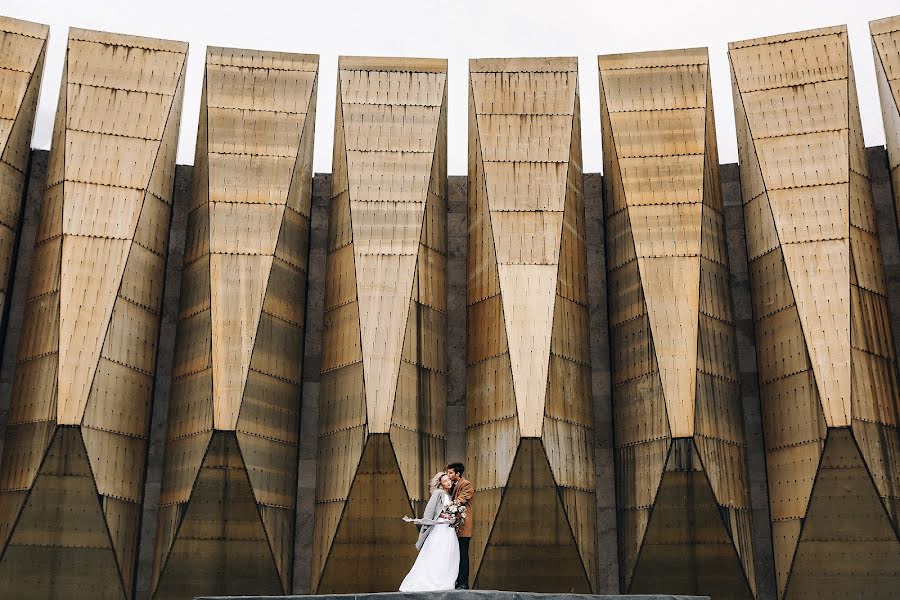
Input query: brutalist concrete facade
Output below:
<box><xmin>2</xmin><ymin>147</ymin><xmax>900</xmax><ymax>599</ymax></box>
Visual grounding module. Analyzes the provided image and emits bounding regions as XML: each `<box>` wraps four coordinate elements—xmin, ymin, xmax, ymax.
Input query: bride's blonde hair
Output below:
<box><xmin>429</xmin><ymin>471</ymin><xmax>448</xmax><ymax>493</ymax></box>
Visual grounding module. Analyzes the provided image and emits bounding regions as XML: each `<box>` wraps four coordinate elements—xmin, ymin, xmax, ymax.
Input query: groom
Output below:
<box><xmin>447</xmin><ymin>462</ymin><xmax>473</xmax><ymax>589</ymax></box>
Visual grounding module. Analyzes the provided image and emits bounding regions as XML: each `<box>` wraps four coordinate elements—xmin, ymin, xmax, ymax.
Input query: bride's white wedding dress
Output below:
<box><xmin>399</xmin><ymin>491</ymin><xmax>459</xmax><ymax>592</ymax></box>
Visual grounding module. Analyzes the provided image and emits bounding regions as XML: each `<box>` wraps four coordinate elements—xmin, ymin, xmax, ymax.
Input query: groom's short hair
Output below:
<box><xmin>447</xmin><ymin>462</ymin><xmax>465</xmax><ymax>475</ymax></box>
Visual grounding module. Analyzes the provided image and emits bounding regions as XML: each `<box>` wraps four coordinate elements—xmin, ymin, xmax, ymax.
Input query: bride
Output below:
<box><xmin>399</xmin><ymin>472</ymin><xmax>460</xmax><ymax>592</ymax></box>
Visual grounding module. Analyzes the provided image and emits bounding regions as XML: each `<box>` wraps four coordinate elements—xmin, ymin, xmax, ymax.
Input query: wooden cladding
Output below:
<box><xmin>731</xmin><ymin>25</ymin><xmax>900</xmax><ymax>599</ymax></box>
<box><xmin>600</xmin><ymin>47</ymin><xmax>756</xmax><ymax>598</ymax></box>
<box><xmin>0</xmin><ymin>27</ymin><xmax>186</xmax><ymax>600</ymax></box>
<box><xmin>312</xmin><ymin>56</ymin><xmax>448</xmax><ymax>593</ymax></box>
<box><xmin>150</xmin><ymin>47</ymin><xmax>317</xmax><ymax>599</ymax></box>
<box><xmin>467</xmin><ymin>57</ymin><xmax>596</xmax><ymax>592</ymax></box>
<box><xmin>0</xmin><ymin>16</ymin><xmax>46</xmax><ymax>326</ymax></box>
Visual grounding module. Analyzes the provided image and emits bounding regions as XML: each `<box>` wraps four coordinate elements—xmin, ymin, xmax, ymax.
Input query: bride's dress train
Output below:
<box><xmin>399</xmin><ymin>522</ymin><xmax>459</xmax><ymax>591</ymax></box>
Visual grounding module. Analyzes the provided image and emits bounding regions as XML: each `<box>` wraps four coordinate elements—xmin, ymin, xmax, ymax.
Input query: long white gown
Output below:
<box><xmin>399</xmin><ymin>491</ymin><xmax>460</xmax><ymax>592</ymax></box>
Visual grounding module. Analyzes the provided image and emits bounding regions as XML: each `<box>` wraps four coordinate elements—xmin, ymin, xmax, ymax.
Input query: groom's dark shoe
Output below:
<box><xmin>456</xmin><ymin>584</ymin><xmax>469</xmax><ymax>590</ymax></box>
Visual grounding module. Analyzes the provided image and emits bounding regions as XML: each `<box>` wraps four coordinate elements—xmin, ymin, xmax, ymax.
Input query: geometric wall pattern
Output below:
<box><xmin>600</xmin><ymin>47</ymin><xmax>757</xmax><ymax>598</ymax></box>
<box><xmin>0</xmin><ymin>16</ymin><xmax>47</xmax><ymax>324</ymax></box>
<box><xmin>0</xmin><ymin>28</ymin><xmax>186</xmax><ymax>599</ymax></box>
<box><xmin>730</xmin><ymin>25</ymin><xmax>900</xmax><ymax>599</ymax></box>
<box><xmin>312</xmin><ymin>56</ymin><xmax>448</xmax><ymax>593</ymax></box>
<box><xmin>467</xmin><ymin>57</ymin><xmax>596</xmax><ymax>592</ymax></box>
<box><xmin>150</xmin><ymin>47</ymin><xmax>318</xmax><ymax>599</ymax></box>
<box><xmin>872</xmin><ymin>15</ymin><xmax>900</xmax><ymax>230</ymax></box>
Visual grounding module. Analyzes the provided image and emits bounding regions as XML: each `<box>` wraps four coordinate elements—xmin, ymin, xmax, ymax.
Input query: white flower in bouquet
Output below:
<box><xmin>448</xmin><ymin>504</ymin><xmax>458</xmax><ymax>513</ymax></box>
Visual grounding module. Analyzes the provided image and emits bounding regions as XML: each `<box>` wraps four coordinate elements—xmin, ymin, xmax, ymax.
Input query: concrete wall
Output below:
<box><xmin>1</xmin><ymin>147</ymin><xmax>898</xmax><ymax>598</ymax></box>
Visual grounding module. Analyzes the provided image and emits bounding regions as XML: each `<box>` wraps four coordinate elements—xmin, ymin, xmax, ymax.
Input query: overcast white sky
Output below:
<box><xmin>5</xmin><ymin>0</ymin><xmax>898</xmax><ymax>174</ymax></box>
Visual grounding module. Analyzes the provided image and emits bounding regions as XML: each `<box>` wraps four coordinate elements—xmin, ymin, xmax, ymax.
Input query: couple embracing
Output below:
<box><xmin>399</xmin><ymin>462</ymin><xmax>473</xmax><ymax>592</ymax></box>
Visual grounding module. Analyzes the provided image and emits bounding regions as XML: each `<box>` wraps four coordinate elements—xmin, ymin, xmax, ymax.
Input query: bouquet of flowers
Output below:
<box><xmin>440</xmin><ymin>501</ymin><xmax>468</xmax><ymax>531</ymax></box>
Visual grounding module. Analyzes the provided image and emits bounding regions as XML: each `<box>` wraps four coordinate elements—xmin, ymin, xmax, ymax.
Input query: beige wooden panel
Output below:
<box><xmin>638</xmin><ymin>256</ymin><xmax>699</xmax><ymax>437</ymax></box>
<box><xmin>210</xmin><ymin>253</ymin><xmax>273</xmax><ymax>430</ymax></box>
<box><xmin>119</xmin><ymin>243</ymin><xmax>166</xmax><ymax>311</ymax></box>
<box><xmin>613</xmin><ymin>372</ymin><xmax>668</xmax><ymax>448</ymax></box>
<box><xmin>610</xmin><ymin>312</ymin><xmax>656</xmax><ymax>385</ymax></box>
<box><xmin>499</xmin><ymin>264</ymin><xmax>556</xmax><ymax>437</ymax></box>
<box><xmin>207</xmin><ymin>153</ymin><xmax>296</xmax><ymax>204</ymax></box>
<box><xmin>490</xmin><ymin>210</ymin><xmax>563</xmax><ymax>265</ymax></box>
<box><xmin>262</xmin><ymin>256</ymin><xmax>307</xmax><ymax>326</ymax></box>
<box><xmin>481</xmin><ymin>161</ymin><xmax>567</xmax><ymax>211</ymax></box>
<box><xmin>618</xmin><ymin>155</ymin><xmax>704</xmax><ymax>206</ymax></box>
<box><xmin>134</xmin><ymin>193</ymin><xmax>173</xmax><ymax>257</ymax></box>
<box><xmin>321</xmin><ymin>301</ymin><xmax>362</xmax><ymax>372</ymax></box>
<box><xmin>206</xmin><ymin>107</ymin><xmax>306</xmax><ymax>157</ymax></box>
<box><xmin>61</xmin><ymin>183</ymin><xmax>144</xmax><ymax>238</ymax></box>
<box><xmin>206</xmin><ymin>67</ymin><xmax>315</xmax><ymax>114</ymax></box>
<box><xmin>729</xmin><ymin>26</ymin><xmax>848</xmax><ymax>93</ymax></box>
<box><xmin>739</xmin><ymin>79</ymin><xmax>848</xmax><ymax>140</ymax></box>
<box><xmin>346</xmin><ymin>150</ymin><xmax>432</xmax><ymax>203</ymax></box>
<box><xmin>236</xmin><ymin>430</ymin><xmax>297</xmax><ymax>508</ymax></box>
<box><xmin>327</xmin><ymin>190</ymin><xmax>352</xmax><ymax>252</ymax></box>
<box><xmin>208</xmin><ymin>202</ymin><xmax>283</xmax><ymax>254</ymax></box>
<box><xmin>411</xmin><ymin>243</ymin><xmax>447</xmax><ymax>312</ymax></box>
<box><xmin>81</xmin><ymin>426</ymin><xmax>146</xmax><ymax>502</ymax></box>
<box><xmin>100</xmin><ymin>298</ymin><xmax>159</xmax><ymax>373</ymax></box>
<box><xmin>466</xmin><ymin>354</ymin><xmax>516</xmax><ymax>427</ymax></box>
<box><xmin>234</xmin><ymin>370</ymin><xmax>300</xmax><ymax>445</ymax></box>
<box><xmin>17</xmin><ymin>292</ymin><xmax>59</xmax><ymax>362</ymax></box>
<box><xmin>276</xmin><ymin>210</ymin><xmax>311</xmax><ymax>269</ymax></box>
<box><xmin>249</xmin><ymin>311</ymin><xmax>303</xmax><ymax>384</ymax></box>
<box><xmin>164</xmin><ymin>370</ymin><xmax>214</xmax><ymax>443</ymax></box>
<box><xmin>851</xmin><ymin>285</ymin><xmax>895</xmax><ymax>359</ymax></box>
<box><xmin>339</xmin><ymin>68</ymin><xmax>445</xmax><ymax>106</ymax></box>
<box><xmin>767</xmin><ymin>184</ymin><xmax>848</xmax><ymax>244</ymax></box>
<box><xmin>754</xmin><ymin>130</ymin><xmax>849</xmax><ymax>191</ymax></box>
<box><xmin>319</xmin><ymin>363</ymin><xmax>366</xmax><ymax>435</ymax></box>
<box><xmin>851</xmin><ymin>225</ymin><xmax>888</xmax><ymax>294</ymax></box>
<box><xmin>550</xmin><ymin>295</ymin><xmax>590</xmax><ymax>365</ymax></box>
<box><xmin>470</xmin><ymin>71</ymin><xmax>576</xmax><ymax>115</ymax></box>
<box><xmin>465</xmin><ymin>417</ymin><xmax>520</xmax><ymax>491</ymax></box>
<box><xmin>64</xmin><ymin>129</ymin><xmax>159</xmax><ymax>189</ymax></box>
<box><xmin>400</xmin><ymin>301</ymin><xmax>446</xmax><ymax>373</ymax></box>
<box><xmin>177</xmin><ymin>255</ymin><xmax>211</xmax><ymax>321</ymax></box>
<box><xmin>628</xmin><ymin>203</ymin><xmax>702</xmax><ymax>258</ymax></box>
<box><xmin>607</xmin><ymin>108</ymin><xmax>705</xmax><ymax>158</ymax></box>
<box><xmin>389</xmin><ymin>424</ymin><xmax>444</xmax><ymax>505</ymax></box>
<box><xmin>466</xmin><ymin>136</ymin><xmax>501</xmax><ymax>304</ymax></box>
<box><xmin>392</xmin><ymin>361</ymin><xmax>446</xmax><ymax>435</ymax></box>
<box><xmin>7</xmin><ymin>356</ymin><xmax>57</xmax><ymax>427</ymax></box>
<box><xmin>781</xmin><ymin>241</ymin><xmax>851</xmax><ymax>427</ymax></box>
<box><xmin>57</xmin><ymin>236</ymin><xmax>129</xmax><ymax>424</ymax></box>
<box><xmin>350</xmin><ymin>200</ymin><xmax>425</xmax><ymax>255</ymax></box>
<box><xmin>600</xmin><ymin>65</ymin><xmax>707</xmax><ymax>114</ymax></box>
<box><xmin>172</xmin><ymin>308</ymin><xmax>213</xmax><ymax>381</ymax></box>
<box><xmin>852</xmin><ymin>418</ymin><xmax>900</xmax><ymax>523</ymax></box>
<box><xmin>66</xmin><ymin>84</ymin><xmax>171</xmax><ymax>140</ymax></box>
<box><xmin>343</xmin><ymin>103</ymin><xmax>440</xmax><ymax>152</ymax></box>
<box><xmin>851</xmin><ymin>350</ymin><xmax>900</xmax><ymax>431</ymax></box>
<box><xmin>475</xmin><ymin>114</ymin><xmax>572</xmax><ymax>163</ymax></box>
<box><xmin>355</xmin><ymin>253</ymin><xmax>416</xmax><ymax>433</ymax></box>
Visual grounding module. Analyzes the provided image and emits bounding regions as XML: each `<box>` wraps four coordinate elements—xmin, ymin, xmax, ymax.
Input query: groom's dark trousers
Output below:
<box><xmin>457</xmin><ymin>537</ymin><xmax>470</xmax><ymax>587</ymax></box>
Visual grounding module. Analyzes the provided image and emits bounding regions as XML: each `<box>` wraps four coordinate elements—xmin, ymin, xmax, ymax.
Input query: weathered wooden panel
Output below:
<box><xmin>312</xmin><ymin>56</ymin><xmax>447</xmax><ymax>593</ymax></box>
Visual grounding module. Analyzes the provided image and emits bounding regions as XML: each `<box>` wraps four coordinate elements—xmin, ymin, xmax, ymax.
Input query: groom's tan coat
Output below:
<box><xmin>452</xmin><ymin>478</ymin><xmax>474</xmax><ymax>538</ymax></box>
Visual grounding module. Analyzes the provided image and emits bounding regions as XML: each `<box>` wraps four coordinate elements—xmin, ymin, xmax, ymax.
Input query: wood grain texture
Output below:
<box><xmin>600</xmin><ymin>47</ymin><xmax>756</xmax><ymax>598</ymax></box>
<box><xmin>467</xmin><ymin>57</ymin><xmax>595</xmax><ymax>592</ymax></box>
<box><xmin>312</xmin><ymin>56</ymin><xmax>447</xmax><ymax>593</ymax></box>
<box><xmin>151</xmin><ymin>47</ymin><xmax>317</xmax><ymax>598</ymax></box>
<box><xmin>731</xmin><ymin>25</ymin><xmax>900</xmax><ymax>599</ymax></box>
